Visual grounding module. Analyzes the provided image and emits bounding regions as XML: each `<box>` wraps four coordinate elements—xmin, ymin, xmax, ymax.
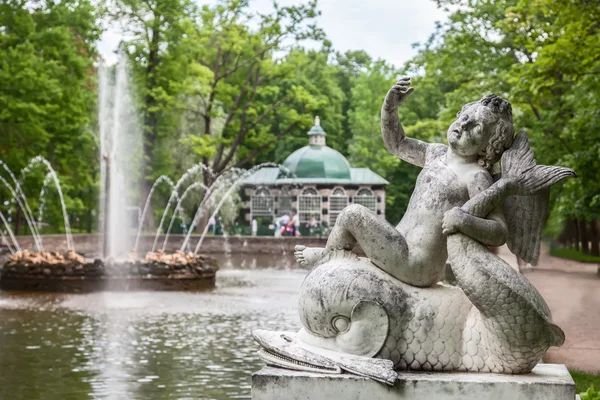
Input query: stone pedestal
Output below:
<box><xmin>252</xmin><ymin>364</ymin><xmax>576</xmax><ymax>400</ymax></box>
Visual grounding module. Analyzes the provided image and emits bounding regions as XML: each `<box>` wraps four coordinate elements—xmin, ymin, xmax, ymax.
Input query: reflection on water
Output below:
<box><xmin>0</xmin><ymin>253</ymin><xmax>306</xmax><ymax>400</ymax></box>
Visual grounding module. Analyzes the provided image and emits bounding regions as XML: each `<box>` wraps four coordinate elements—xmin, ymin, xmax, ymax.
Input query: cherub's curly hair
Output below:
<box><xmin>458</xmin><ymin>94</ymin><xmax>515</xmax><ymax>170</ymax></box>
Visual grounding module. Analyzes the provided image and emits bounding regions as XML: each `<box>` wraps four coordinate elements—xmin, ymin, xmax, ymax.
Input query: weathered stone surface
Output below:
<box><xmin>252</xmin><ymin>364</ymin><xmax>576</xmax><ymax>400</ymax></box>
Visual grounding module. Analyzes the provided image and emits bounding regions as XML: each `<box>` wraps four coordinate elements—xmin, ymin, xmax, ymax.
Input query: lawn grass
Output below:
<box><xmin>571</xmin><ymin>370</ymin><xmax>600</xmax><ymax>393</ymax></box>
<box><xmin>550</xmin><ymin>247</ymin><xmax>600</xmax><ymax>264</ymax></box>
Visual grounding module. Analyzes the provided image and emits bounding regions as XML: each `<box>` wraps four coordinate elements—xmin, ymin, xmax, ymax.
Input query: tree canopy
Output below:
<box><xmin>1</xmin><ymin>0</ymin><xmax>598</xmax><ymax>253</ymax></box>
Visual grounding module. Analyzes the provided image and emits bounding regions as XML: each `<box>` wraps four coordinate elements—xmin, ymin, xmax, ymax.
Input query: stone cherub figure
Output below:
<box><xmin>253</xmin><ymin>78</ymin><xmax>575</xmax><ymax>384</ymax></box>
<box><xmin>295</xmin><ymin>77</ymin><xmax>514</xmax><ymax>287</ymax></box>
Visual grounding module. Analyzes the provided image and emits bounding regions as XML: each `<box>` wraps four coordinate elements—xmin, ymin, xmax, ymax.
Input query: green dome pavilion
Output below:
<box><xmin>242</xmin><ymin>115</ymin><xmax>388</xmax><ymax>228</ymax></box>
<box><xmin>282</xmin><ymin>117</ymin><xmax>352</xmax><ymax>180</ymax></box>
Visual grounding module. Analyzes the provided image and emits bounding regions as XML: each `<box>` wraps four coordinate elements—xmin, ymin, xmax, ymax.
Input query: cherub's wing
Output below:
<box><xmin>503</xmin><ymin>190</ymin><xmax>549</xmax><ymax>266</ymax></box>
<box><xmin>501</xmin><ymin>131</ymin><xmax>576</xmax><ymax>266</ymax></box>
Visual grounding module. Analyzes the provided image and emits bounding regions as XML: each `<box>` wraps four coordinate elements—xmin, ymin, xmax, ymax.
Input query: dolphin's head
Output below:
<box><xmin>295</xmin><ymin>251</ymin><xmax>408</xmax><ymax>358</ymax></box>
<box><xmin>252</xmin><ymin>251</ymin><xmax>409</xmax><ymax>385</ymax></box>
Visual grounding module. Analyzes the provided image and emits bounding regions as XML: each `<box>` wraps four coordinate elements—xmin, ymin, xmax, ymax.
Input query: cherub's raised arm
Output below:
<box><xmin>381</xmin><ymin>78</ymin><xmax>429</xmax><ymax>167</ymax></box>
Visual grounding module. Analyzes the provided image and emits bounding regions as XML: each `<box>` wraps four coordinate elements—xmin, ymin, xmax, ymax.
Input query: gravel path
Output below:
<box><xmin>497</xmin><ymin>245</ymin><xmax>600</xmax><ymax>373</ymax></box>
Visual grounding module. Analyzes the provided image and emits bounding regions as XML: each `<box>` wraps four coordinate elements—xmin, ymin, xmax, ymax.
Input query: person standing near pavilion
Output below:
<box><xmin>289</xmin><ymin>209</ymin><xmax>299</xmax><ymax>237</ymax></box>
<box><xmin>251</xmin><ymin>218</ymin><xmax>258</xmax><ymax>236</ymax></box>
<box><xmin>208</xmin><ymin>216</ymin><xmax>217</xmax><ymax>234</ymax></box>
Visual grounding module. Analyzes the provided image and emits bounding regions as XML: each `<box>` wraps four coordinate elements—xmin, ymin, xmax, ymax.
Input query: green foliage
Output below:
<box><xmin>262</xmin><ymin>49</ymin><xmax>346</xmax><ymax>162</ymax></box>
<box><xmin>580</xmin><ymin>386</ymin><xmax>600</xmax><ymax>400</ymax></box>
<box><xmin>571</xmin><ymin>371</ymin><xmax>600</xmax><ymax>398</ymax></box>
<box><xmin>550</xmin><ymin>247</ymin><xmax>600</xmax><ymax>264</ymax></box>
<box><xmin>113</xmin><ymin>0</ymin><xmax>208</xmax><ymax>185</ymax></box>
<box><xmin>0</xmin><ymin>0</ymin><xmax>100</xmax><ymax>234</ymax></box>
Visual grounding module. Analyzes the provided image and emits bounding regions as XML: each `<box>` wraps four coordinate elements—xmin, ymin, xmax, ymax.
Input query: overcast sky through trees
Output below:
<box><xmin>98</xmin><ymin>0</ymin><xmax>449</xmax><ymax>66</ymax></box>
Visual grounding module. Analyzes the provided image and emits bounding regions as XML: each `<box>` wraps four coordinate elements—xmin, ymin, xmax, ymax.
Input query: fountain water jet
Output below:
<box><xmin>36</xmin><ymin>173</ymin><xmax>53</xmax><ymax>225</ymax></box>
<box><xmin>150</xmin><ymin>163</ymin><xmax>214</xmax><ymax>253</ymax></box>
<box><xmin>0</xmin><ymin>161</ymin><xmax>43</xmax><ymax>250</ymax></box>
<box><xmin>179</xmin><ymin>167</ymin><xmax>246</xmax><ymax>252</ymax></box>
<box><xmin>0</xmin><ymin>231</ymin><xmax>13</xmax><ymax>255</ymax></box>
<box><xmin>0</xmin><ymin>175</ymin><xmax>43</xmax><ymax>252</ymax></box>
<box><xmin>0</xmin><ymin>210</ymin><xmax>20</xmax><ymax>254</ymax></box>
<box><xmin>21</xmin><ymin>156</ymin><xmax>74</xmax><ymax>250</ymax></box>
<box><xmin>99</xmin><ymin>60</ymin><xmax>142</xmax><ymax>260</ymax></box>
<box><xmin>161</xmin><ymin>181</ymin><xmax>208</xmax><ymax>252</ymax></box>
<box><xmin>132</xmin><ymin>175</ymin><xmax>175</xmax><ymax>255</ymax></box>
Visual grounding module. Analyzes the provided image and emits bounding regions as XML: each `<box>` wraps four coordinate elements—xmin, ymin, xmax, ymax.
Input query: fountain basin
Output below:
<box><xmin>0</xmin><ymin>252</ymin><xmax>218</xmax><ymax>292</ymax></box>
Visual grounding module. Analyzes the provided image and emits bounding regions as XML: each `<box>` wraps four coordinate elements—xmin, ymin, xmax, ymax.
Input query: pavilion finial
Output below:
<box><xmin>315</xmin><ymin>116</ymin><xmax>320</xmax><ymax>126</ymax></box>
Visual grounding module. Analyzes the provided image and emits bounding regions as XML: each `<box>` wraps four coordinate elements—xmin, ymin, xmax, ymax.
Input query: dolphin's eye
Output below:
<box><xmin>332</xmin><ymin>316</ymin><xmax>350</xmax><ymax>333</ymax></box>
<box><xmin>281</xmin><ymin>334</ymin><xmax>293</xmax><ymax>343</ymax></box>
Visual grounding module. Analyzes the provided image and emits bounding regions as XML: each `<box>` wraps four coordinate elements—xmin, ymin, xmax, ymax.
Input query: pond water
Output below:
<box><xmin>0</xmin><ymin>253</ymin><xmax>305</xmax><ymax>400</ymax></box>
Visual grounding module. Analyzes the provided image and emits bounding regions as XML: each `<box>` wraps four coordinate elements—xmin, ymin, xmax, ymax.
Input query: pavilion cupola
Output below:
<box><xmin>307</xmin><ymin>116</ymin><xmax>326</xmax><ymax>146</ymax></box>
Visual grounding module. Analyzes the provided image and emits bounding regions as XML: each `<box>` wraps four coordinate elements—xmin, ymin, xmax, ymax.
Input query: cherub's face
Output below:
<box><xmin>447</xmin><ymin>103</ymin><xmax>496</xmax><ymax>157</ymax></box>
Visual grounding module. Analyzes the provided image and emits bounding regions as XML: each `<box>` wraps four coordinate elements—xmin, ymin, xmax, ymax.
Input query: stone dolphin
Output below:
<box><xmin>255</xmin><ymin>244</ymin><xmax>564</xmax><ymax>384</ymax></box>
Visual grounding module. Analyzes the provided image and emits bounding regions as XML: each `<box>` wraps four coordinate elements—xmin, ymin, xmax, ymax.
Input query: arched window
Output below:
<box><xmin>298</xmin><ymin>187</ymin><xmax>321</xmax><ymax>224</ymax></box>
<box><xmin>353</xmin><ymin>187</ymin><xmax>377</xmax><ymax>213</ymax></box>
<box><xmin>251</xmin><ymin>187</ymin><xmax>274</xmax><ymax>218</ymax></box>
<box><xmin>329</xmin><ymin>187</ymin><xmax>348</xmax><ymax>226</ymax></box>
<box><xmin>301</xmin><ymin>187</ymin><xmax>318</xmax><ymax>195</ymax></box>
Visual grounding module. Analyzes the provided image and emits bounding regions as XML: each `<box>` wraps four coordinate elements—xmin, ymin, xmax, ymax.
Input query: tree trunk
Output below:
<box><xmin>195</xmin><ymin>214</ymin><xmax>210</xmax><ymax>235</ymax></box>
<box><xmin>140</xmin><ymin>24</ymin><xmax>162</xmax><ymax>232</ymax></box>
<box><xmin>86</xmin><ymin>206</ymin><xmax>93</xmax><ymax>233</ymax></box>
<box><xmin>590</xmin><ymin>219</ymin><xmax>599</xmax><ymax>257</ymax></box>
<box><xmin>579</xmin><ymin>219</ymin><xmax>589</xmax><ymax>255</ymax></box>
<box><xmin>560</xmin><ymin>219</ymin><xmax>574</xmax><ymax>248</ymax></box>
<box><xmin>574</xmin><ymin>219</ymin><xmax>581</xmax><ymax>251</ymax></box>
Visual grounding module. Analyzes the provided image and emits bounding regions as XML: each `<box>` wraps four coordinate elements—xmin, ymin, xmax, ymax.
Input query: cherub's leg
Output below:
<box><xmin>328</xmin><ymin>204</ymin><xmax>409</xmax><ymax>276</ymax></box>
<box><xmin>296</xmin><ymin>205</ymin><xmax>414</xmax><ymax>283</ymax></box>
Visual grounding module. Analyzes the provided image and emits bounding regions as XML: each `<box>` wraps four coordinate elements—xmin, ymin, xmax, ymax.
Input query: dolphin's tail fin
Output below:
<box><xmin>548</xmin><ymin>323</ymin><xmax>566</xmax><ymax>347</ymax></box>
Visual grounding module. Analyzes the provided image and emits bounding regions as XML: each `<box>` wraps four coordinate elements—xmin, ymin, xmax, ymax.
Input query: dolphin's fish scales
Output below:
<box><xmin>299</xmin><ymin>248</ymin><xmax>563</xmax><ymax>374</ymax></box>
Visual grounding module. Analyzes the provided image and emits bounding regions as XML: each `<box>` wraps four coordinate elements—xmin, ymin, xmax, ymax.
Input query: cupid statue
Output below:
<box><xmin>253</xmin><ymin>78</ymin><xmax>575</xmax><ymax>385</ymax></box>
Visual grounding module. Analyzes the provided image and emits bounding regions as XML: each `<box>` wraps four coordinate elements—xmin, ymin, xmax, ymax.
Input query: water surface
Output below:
<box><xmin>0</xmin><ymin>253</ymin><xmax>304</xmax><ymax>400</ymax></box>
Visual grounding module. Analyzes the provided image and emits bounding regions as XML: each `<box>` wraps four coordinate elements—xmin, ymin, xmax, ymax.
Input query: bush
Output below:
<box><xmin>550</xmin><ymin>247</ymin><xmax>600</xmax><ymax>264</ymax></box>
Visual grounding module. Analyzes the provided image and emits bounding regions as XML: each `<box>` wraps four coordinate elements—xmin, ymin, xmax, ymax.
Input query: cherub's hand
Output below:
<box><xmin>383</xmin><ymin>77</ymin><xmax>414</xmax><ymax>111</ymax></box>
<box><xmin>442</xmin><ymin>207</ymin><xmax>467</xmax><ymax>236</ymax></box>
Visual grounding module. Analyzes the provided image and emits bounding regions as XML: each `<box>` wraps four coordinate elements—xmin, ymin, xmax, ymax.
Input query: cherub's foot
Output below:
<box><xmin>294</xmin><ymin>245</ymin><xmax>325</xmax><ymax>267</ymax></box>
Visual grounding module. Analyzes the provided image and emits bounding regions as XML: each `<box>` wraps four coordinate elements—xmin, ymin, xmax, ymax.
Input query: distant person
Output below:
<box><xmin>251</xmin><ymin>219</ymin><xmax>258</xmax><ymax>236</ymax></box>
<box><xmin>293</xmin><ymin>210</ymin><xmax>300</xmax><ymax>236</ymax></box>
<box><xmin>274</xmin><ymin>217</ymin><xmax>281</xmax><ymax>237</ymax></box>
<box><xmin>288</xmin><ymin>210</ymin><xmax>299</xmax><ymax>237</ymax></box>
<box><xmin>308</xmin><ymin>216</ymin><xmax>318</xmax><ymax>236</ymax></box>
<box><xmin>208</xmin><ymin>216</ymin><xmax>217</xmax><ymax>234</ymax></box>
<box><xmin>278</xmin><ymin>214</ymin><xmax>290</xmax><ymax>237</ymax></box>
<box><xmin>218</xmin><ymin>216</ymin><xmax>224</xmax><ymax>234</ymax></box>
